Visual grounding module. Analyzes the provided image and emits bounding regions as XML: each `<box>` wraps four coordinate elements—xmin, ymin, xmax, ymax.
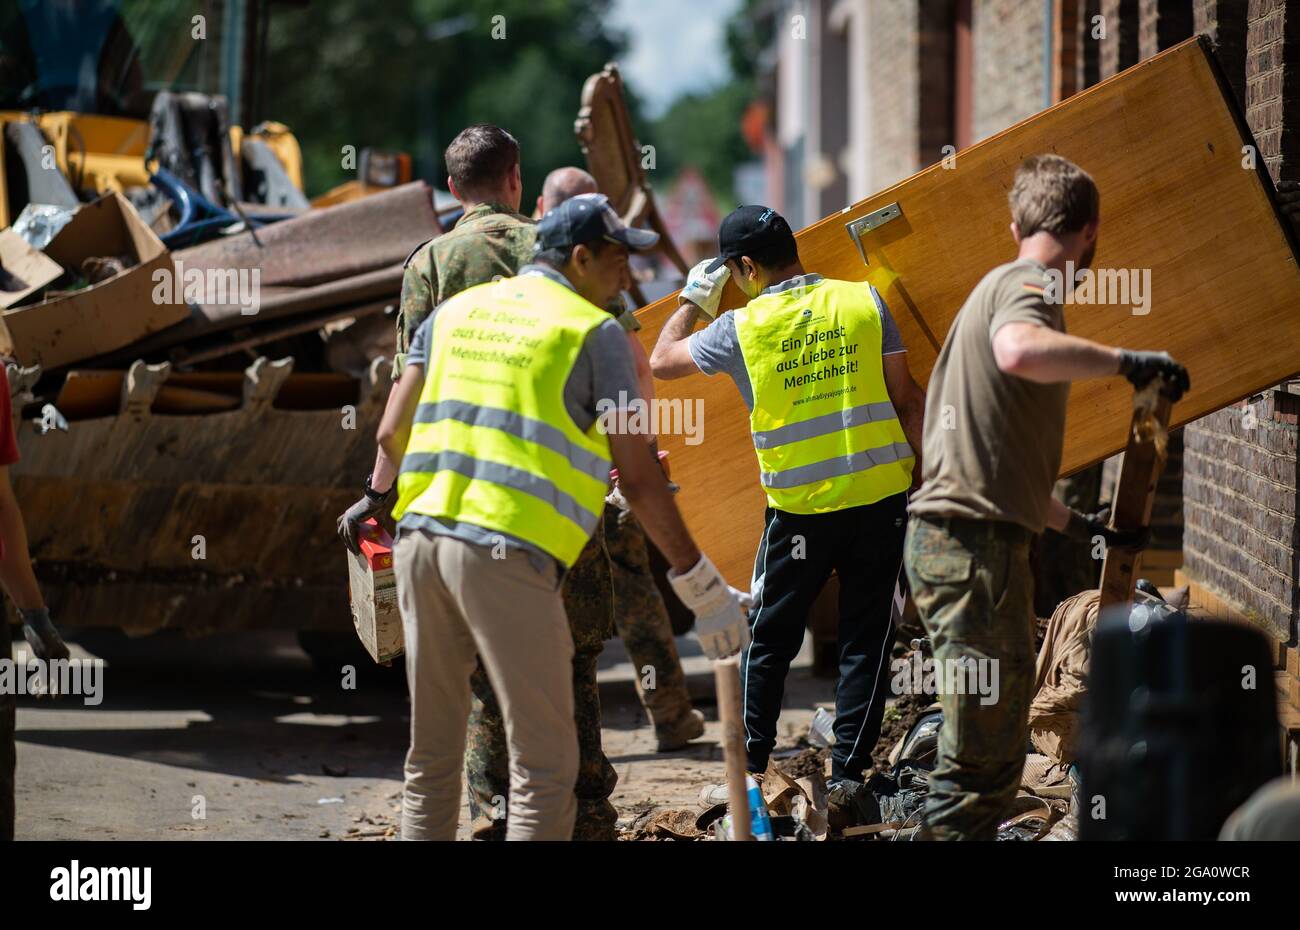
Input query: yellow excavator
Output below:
<box><xmin>0</xmin><ymin>0</ymin><xmax>437</xmax><ymax>666</ymax></box>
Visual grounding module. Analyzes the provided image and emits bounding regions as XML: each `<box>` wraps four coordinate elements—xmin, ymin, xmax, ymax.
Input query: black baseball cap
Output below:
<box><xmin>705</xmin><ymin>205</ymin><xmax>795</xmax><ymax>273</ymax></box>
<box><xmin>535</xmin><ymin>193</ymin><xmax>660</xmax><ymax>253</ymax></box>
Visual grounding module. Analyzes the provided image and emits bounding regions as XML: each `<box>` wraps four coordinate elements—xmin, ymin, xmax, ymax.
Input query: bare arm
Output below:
<box><xmin>992</xmin><ymin>322</ymin><xmax>1122</xmax><ymax>383</ymax></box>
<box><xmin>368</xmin><ymin>389</ymin><xmax>402</xmax><ymax>492</ymax></box>
<box><xmin>882</xmin><ymin>352</ymin><xmax>925</xmax><ymax>484</ymax></box>
<box><xmin>1045</xmin><ymin>496</ymin><xmax>1072</xmax><ymax>533</ymax></box>
<box><xmin>607</xmin><ymin>430</ymin><xmax>700</xmax><ymax>573</ymax></box>
<box><xmin>0</xmin><ymin>466</ymin><xmax>43</xmax><ymax>610</ymax></box>
<box><xmin>626</xmin><ymin>332</ymin><xmax>658</xmax><ymax>441</ymax></box>
<box><xmin>377</xmin><ymin>363</ymin><xmax>426</xmax><ymax>468</ymax></box>
<box><xmin>649</xmin><ymin>301</ymin><xmax>705</xmax><ymax>380</ymax></box>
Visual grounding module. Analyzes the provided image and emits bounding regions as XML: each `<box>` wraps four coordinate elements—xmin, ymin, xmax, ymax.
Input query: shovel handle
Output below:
<box><xmin>714</xmin><ymin>657</ymin><xmax>752</xmax><ymax>841</ymax></box>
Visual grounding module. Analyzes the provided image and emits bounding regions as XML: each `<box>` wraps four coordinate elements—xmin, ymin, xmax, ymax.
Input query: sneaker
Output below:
<box><xmin>655</xmin><ymin>709</ymin><xmax>706</xmax><ymax>752</ymax></box>
<box><xmin>826</xmin><ymin>778</ymin><xmax>881</xmax><ymax>833</ymax></box>
<box><xmin>698</xmin><ymin>771</ymin><xmax>763</xmax><ymax>809</ymax></box>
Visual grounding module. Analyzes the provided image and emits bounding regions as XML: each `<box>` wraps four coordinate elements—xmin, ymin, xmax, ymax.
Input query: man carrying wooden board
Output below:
<box><xmin>905</xmin><ymin>154</ymin><xmax>1189</xmax><ymax>840</ymax></box>
<box><xmin>651</xmin><ymin>206</ymin><xmax>926</xmax><ymax>829</ymax></box>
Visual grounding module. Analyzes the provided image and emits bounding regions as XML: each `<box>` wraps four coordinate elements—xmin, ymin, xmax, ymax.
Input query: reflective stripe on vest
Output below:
<box><xmin>392</xmin><ymin>274</ymin><xmax>612</xmax><ymax>567</ymax></box>
<box><xmin>733</xmin><ymin>277</ymin><xmax>914</xmax><ymax>514</ymax></box>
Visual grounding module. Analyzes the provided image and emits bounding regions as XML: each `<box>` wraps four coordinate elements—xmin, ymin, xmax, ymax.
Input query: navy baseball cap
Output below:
<box><xmin>535</xmin><ymin>193</ymin><xmax>660</xmax><ymax>253</ymax></box>
<box><xmin>705</xmin><ymin>205</ymin><xmax>796</xmax><ymax>273</ymax></box>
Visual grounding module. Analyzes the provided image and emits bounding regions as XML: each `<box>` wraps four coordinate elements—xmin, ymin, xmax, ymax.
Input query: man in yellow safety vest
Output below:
<box><xmin>650</xmin><ymin>205</ymin><xmax>926</xmax><ymax>829</ymax></box>
<box><xmin>378</xmin><ymin>194</ymin><xmax>748</xmax><ymax>840</ymax></box>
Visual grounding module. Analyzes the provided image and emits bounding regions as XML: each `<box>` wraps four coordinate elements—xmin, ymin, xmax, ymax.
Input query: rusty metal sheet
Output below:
<box><xmin>175</xmin><ymin>181</ymin><xmax>437</xmax><ymax>293</ymax></box>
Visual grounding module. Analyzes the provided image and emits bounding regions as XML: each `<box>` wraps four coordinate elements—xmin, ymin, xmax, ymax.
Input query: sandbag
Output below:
<box><xmin>1028</xmin><ymin>590</ymin><xmax>1101</xmax><ymax>765</ymax></box>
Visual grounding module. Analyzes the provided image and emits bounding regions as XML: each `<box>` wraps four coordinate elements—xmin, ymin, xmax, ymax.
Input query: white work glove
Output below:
<box><xmin>605</xmin><ymin>484</ymin><xmax>630</xmax><ymax>512</ymax></box>
<box><xmin>669</xmin><ymin>554</ymin><xmax>750</xmax><ymax>660</ymax></box>
<box><xmin>680</xmin><ymin>259</ymin><xmax>731</xmax><ymax>319</ymax></box>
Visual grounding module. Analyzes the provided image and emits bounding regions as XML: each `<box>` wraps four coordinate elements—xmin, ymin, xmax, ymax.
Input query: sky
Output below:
<box><xmin>607</xmin><ymin>0</ymin><xmax>743</xmax><ymax>118</ymax></box>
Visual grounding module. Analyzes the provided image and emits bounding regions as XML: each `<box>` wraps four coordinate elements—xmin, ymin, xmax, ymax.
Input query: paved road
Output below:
<box><xmin>11</xmin><ymin>627</ymin><xmax>828</xmax><ymax>840</ymax></box>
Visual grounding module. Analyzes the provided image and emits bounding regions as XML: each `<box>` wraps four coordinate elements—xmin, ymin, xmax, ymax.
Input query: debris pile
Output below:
<box><xmin>0</xmin><ymin>106</ymin><xmax>439</xmax><ymax>639</ymax></box>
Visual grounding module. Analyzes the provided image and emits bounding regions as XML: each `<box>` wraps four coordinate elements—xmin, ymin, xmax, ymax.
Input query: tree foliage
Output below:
<box><xmin>261</xmin><ymin>0</ymin><xmax>768</xmax><ymax>206</ymax></box>
<box><xmin>262</xmin><ymin>0</ymin><xmax>629</xmax><ymax>201</ymax></box>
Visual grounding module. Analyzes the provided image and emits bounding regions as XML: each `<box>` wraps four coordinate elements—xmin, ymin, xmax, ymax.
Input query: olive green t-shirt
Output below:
<box><xmin>908</xmin><ymin>259</ymin><xmax>1069</xmax><ymax>533</ymax></box>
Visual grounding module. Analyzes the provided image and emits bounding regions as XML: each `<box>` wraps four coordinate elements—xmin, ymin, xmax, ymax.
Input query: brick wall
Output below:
<box><xmin>1195</xmin><ymin>0</ymin><xmax>1248</xmax><ymax>108</ymax></box>
<box><xmin>1077</xmin><ymin>0</ymin><xmax>1103</xmax><ymax>89</ymax></box>
<box><xmin>864</xmin><ymin>0</ymin><xmax>923</xmax><ymax>190</ymax></box>
<box><xmin>1180</xmin><ymin>1</ymin><xmax>1300</xmax><ymax>651</ymax></box>
<box><xmin>971</xmin><ymin>0</ymin><xmax>1046</xmax><ymax>140</ymax></box>
<box><xmin>1138</xmin><ymin>0</ymin><xmax>1194</xmax><ymax>60</ymax></box>
<box><xmin>1099</xmin><ymin>0</ymin><xmax>1140</xmax><ymax>77</ymax></box>
<box><xmin>918</xmin><ymin>0</ymin><xmax>956</xmax><ymax>167</ymax></box>
<box><xmin>1183</xmin><ymin>389</ymin><xmax>1299</xmax><ymax>642</ymax></box>
<box><xmin>1246</xmin><ymin>0</ymin><xmax>1300</xmax><ymax>181</ymax></box>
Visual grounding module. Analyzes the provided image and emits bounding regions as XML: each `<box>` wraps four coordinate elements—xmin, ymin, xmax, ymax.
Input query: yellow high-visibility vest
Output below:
<box><xmin>392</xmin><ymin>273</ymin><xmax>612</xmax><ymax>567</ymax></box>
<box><xmin>733</xmin><ymin>277</ymin><xmax>913</xmax><ymax>514</ymax></box>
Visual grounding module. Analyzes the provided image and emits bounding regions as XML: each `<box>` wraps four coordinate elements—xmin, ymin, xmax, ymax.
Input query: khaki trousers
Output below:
<box><xmin>394</xmin><ymin>530</ymin><xmax>578</xmax><ymax>841</ymax></box>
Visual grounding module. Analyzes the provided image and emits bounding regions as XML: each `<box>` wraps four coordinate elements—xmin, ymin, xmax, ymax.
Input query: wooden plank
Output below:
<box><xmin>1099</xmin><ymin>386</ymin><xmax>1174</xmax><ymax>609</ymax></box>
<box><xmin>714</xmin><ymin>657</ymin><xmax>752</xmax><ymax>841</ymax></box>
<box><xmin>636</xmin><ymin>37</ymin><xmax>1300</xmax><ymax>586</ymax></box>
<box><xmin>1139</xmin><ymin>550</ymin><xmax>1184</xmax><ymax>568</ymax></box>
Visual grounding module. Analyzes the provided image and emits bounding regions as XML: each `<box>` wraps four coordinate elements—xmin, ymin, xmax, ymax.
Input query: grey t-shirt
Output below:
<box><xmin>908</xmin><ymin>259</ymin><xmax>1069</xmax><ymax>533</ymax></box>
<box><xmin>399</xmin><ymin>264</ymin><xmax>642</xmax><ymax>575</ymax></box>
<box><xmin>687</xmin><ymin>275</ymin><xmax>905</xmax><ymax>410</ymax></box>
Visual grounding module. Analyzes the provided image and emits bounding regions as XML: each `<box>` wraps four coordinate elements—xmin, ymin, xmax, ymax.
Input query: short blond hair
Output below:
<box><xmin>1009</xmin><ymin>154</ymin><xmax>1099</xmax><ymax>237</ymax></box>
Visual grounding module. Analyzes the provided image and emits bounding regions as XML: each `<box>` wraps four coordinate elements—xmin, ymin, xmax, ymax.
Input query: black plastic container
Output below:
<box><xmin>1079</xmin><ymin>605</ymin><xmax>1280</xmax><ymax>840</ymax></box>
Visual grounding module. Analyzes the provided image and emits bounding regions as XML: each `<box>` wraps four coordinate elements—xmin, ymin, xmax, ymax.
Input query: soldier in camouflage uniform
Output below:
<box><xmin>605</xmin><ymin>505</ymin><xmax>701</xmax><ymax>748</ymax></box>
<box><xmin>556</xmin><ymin>163</ymin><xmax>702</xmax><ymax>753</ymax></box>
<box><xmin>390</xmin><ymin>201</ymin><xmax>536</xmax><ymax>380</ymax></box>
<box><xmin>905</xmin><ymin>155</ymin><xmax>1184</xmax><ymax>839</ymax></box>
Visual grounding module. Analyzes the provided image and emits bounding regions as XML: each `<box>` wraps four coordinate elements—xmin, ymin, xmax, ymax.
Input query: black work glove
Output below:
<box><xmin>1117</xmin><ymin>350</ymin><xmax>1190</xmax><ymax>401</ymax></box>
<box><xmin>1063</xmin><ymin>507</ymin><xmax>1150</xmax><ymax>550</ymax></box>
<box><xmin>20</xmin><ymin>607</ymin><xmax>70</xmax><ymax>662</ymax></box>
<box><xmin>337</xmin><ymin>477</ymin><xmax>392</xmax><ymax>555</ymax></box>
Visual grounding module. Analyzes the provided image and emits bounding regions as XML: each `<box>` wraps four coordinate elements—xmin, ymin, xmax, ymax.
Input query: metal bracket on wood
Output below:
<box><xmin>845</xmin><ymin>202</ymin><xmax>902</xmax><ymax>265</ymax></box>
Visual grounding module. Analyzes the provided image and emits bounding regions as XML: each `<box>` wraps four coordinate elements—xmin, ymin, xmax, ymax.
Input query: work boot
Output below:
<box><xmin>469</xmin><ymin>815</ymin><xmax>506</xmax><ymax>841</ymax></box>
<box><xmin>572</xmin><ymin>798</ymin><xmax>619</xmax><ymax>841</ymax></box>
<box><xmin>826</xmin><ymin>778</ymin><xmax>881</xmax><ymax>834</ymax></box>
<box><xmin>655</xmin><ymin>708</ymin><xmax>706</xmax><ymax>752</ymax></box>
<box><xmin>698</xmin><ymin>772</ymin><xmax>763</xmax><ymax>809</ymax></box>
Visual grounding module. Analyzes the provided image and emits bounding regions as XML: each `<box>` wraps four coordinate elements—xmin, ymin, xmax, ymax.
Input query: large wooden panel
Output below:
<box><xmin>636</xmin><ymin>38</ymin><xmax>1300</xmax><ymax>587</ymax></box>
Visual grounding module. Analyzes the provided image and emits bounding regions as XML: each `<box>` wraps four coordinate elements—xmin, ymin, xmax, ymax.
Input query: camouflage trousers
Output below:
<box><xmin>466</xmin><ymin>522</ymin><xmax>619</xmax><ymax>841</ymax></box>
<box><xmin>604</xmin><ymin>507</ymin><xmax>694</xmax><ymax>734</ymax></box>
<box><xmin>904</xmin><ymin>515</ymin><xmax>1037</xmax><ymax>841</ymax></box>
